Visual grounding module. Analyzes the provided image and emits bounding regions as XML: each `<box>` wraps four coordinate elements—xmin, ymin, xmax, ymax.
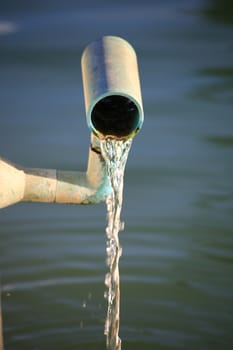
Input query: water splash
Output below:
<box><xmin>100</xmin><ymin>138</ymin><xmax>132</xmax><ymax>350</ymax></box>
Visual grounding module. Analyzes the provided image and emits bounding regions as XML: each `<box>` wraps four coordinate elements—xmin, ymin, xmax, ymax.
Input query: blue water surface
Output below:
<box><xmin>0</xmin><ymin>0</ymin><xmax>233</xmax><ymax>349</ymax></box>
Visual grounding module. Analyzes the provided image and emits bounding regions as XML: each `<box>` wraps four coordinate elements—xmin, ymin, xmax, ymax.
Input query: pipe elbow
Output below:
<box><xmin>55</xmin><ymin>147</ymin><xmax>111</xmax><ymax>205</ymax></box>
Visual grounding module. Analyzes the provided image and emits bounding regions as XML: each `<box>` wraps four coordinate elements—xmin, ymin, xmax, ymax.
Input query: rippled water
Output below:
<box><xmin>0</xmin><ymin>0</ymin><xmax>233</xmax><ymax>349</ymax></box>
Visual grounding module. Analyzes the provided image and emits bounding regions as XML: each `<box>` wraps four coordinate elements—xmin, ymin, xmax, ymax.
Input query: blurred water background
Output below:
<box><xmin>0</xmin><ymin>0</ymin><xmax>233</xmax><ymax>349</ymax></box>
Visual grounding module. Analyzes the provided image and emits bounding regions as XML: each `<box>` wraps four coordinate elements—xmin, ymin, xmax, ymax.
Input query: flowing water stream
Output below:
<box><xmin>1</xmin><ymin>2</ymin><xmax>233</xmax><ymax>349</ymax></box>
<box><xmin>100</xmin><ymin>138</ymin><xmax>132</xmax><ymax>350</ymax></box>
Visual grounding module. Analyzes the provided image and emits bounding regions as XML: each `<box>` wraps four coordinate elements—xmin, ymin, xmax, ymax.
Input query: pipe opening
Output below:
<box><xmin>91</xmin><ymin>95</ymin><xmax>140</xmax><ymax>138</ymax></box>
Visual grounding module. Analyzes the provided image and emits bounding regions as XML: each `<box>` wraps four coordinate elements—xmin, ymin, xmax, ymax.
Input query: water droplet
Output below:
<box><xmin>120</xmin><ymin>221</ymin><xmax>125</xmax><ymax>231</ymax></box>
<box><xmin>105</xmin><ymin>272</ymin><xmax>111</xmax><ymax>287</ymax></box>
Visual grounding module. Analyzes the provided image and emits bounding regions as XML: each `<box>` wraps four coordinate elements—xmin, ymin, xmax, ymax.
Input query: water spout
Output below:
<box><xmin>0</xmin><ymin>36</ymin><xmax>143</xmax><ymax>349</ymax></box>
<box><xmin>0</xmin><ymin>36</ymin><xmax>143</xmax><ymax>209</ymax></box>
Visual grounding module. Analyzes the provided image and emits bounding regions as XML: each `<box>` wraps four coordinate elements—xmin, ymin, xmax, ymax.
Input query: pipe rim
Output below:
<box><xmin>86</xmin><ymin>92</ymin><xmax>144</xmax><ymax>140</ymax></box>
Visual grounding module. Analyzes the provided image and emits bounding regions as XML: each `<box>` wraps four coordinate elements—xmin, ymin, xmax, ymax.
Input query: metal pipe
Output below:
<box><xmin>81</xmin><ymin>36</ymin><xmax>144</xmax><ymax>140</ymax></box>
<box><xmin>0</xmin><ymin>135</ymin><xmax>111</xmax><ymax>209</ymax></box>
<box><xmin>0</xmin><ymin>36</ymin><xmax>143</xmax><ymax>209</ymax></box>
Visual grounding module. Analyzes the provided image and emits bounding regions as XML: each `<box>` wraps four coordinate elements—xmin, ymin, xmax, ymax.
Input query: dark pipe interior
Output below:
<box><xmin>91</xmin><ymin>95</ymin><xmax>140</xmax><ymax>137</ymax></box>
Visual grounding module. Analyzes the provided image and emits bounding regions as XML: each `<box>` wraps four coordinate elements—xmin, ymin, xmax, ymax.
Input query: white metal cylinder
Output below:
<box><xmin>81</xmin><ymin>36</ymin><xmax>144</xmax><ymax>139</ymax></box>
